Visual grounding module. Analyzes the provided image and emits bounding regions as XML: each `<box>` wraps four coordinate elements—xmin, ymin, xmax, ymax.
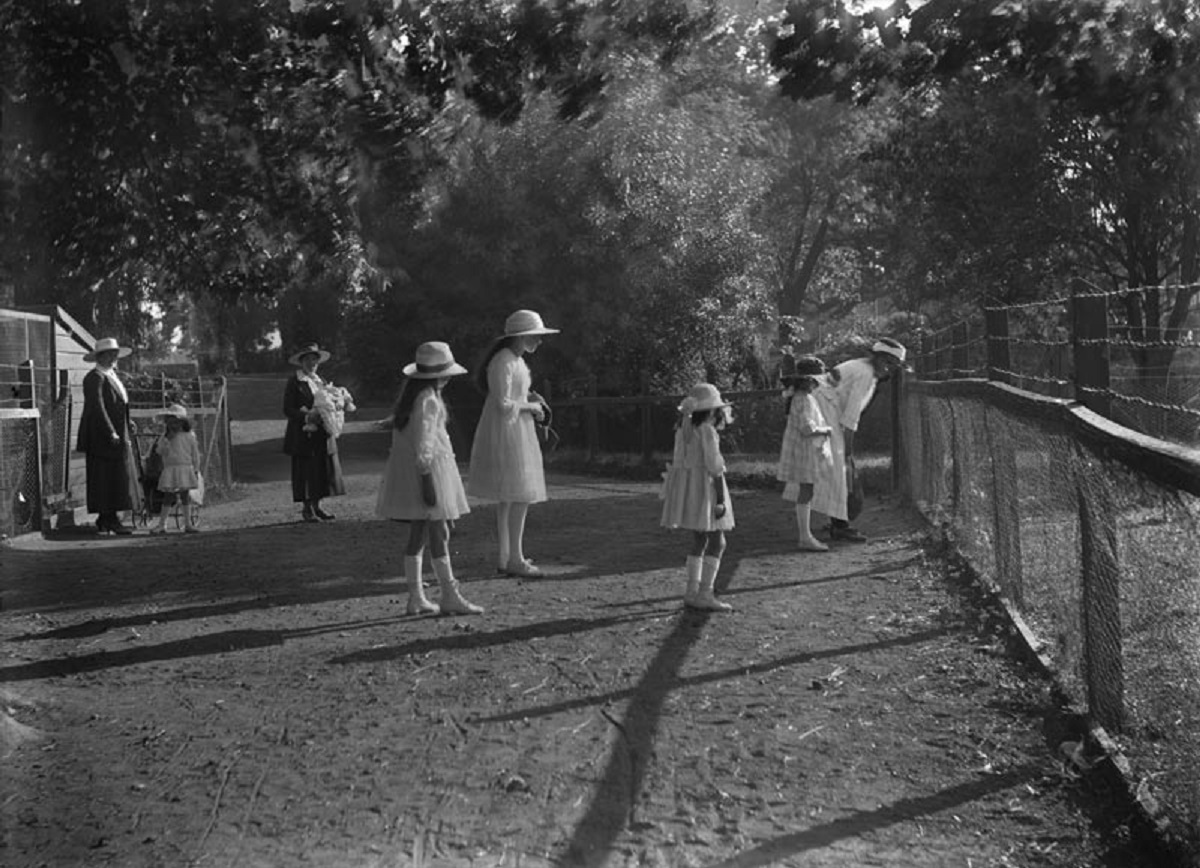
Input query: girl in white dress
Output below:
<box><xmin>777</xmin><ymin>355</ymin><xmax>835</xmax><ymax>551</ymax></box>
<box><xmin>150</xmin><ymin>404</ymin><xmax>202</xmax><ymax>535</ymax></box>
<box><xmin>660</xmin><ymin>383</ymin><xmax>735</xmax><ymax>612</ymax></box>
<box><xmin>377</xmin><ymin>342</ymin><xmax>482</xmax><ymax>616</ymax></box>
<box><xmin>467</xmin><ymin>309</ymin><xmax>559</xmax><ymax>578</ymax></box>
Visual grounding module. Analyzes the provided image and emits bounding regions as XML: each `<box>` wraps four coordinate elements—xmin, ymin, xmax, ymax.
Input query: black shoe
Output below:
<box><xmin>829</xmin><ymin>525</ymin><xmax>867</xmax><ymax>543</ymax></box>
<box><xmin>313</xmin><ymin>507</ymin><xmax>335</xmax><ymax>521</ymax></box>
<box><xmin>301</xmin><ymin>506</ymin><xmax>319</xmax><ymax>523</ymax></box>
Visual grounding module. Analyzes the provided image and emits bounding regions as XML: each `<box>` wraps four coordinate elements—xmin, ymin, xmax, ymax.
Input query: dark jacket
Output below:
<box><xmin>76</xmin><ymin>368</ymin><xmax>129</xmax><ymax>458</ymax></box>
<box><xmin>282</xmin><ymin>373</ymin><xmax>324</xmax><ymax>457</ymax></box>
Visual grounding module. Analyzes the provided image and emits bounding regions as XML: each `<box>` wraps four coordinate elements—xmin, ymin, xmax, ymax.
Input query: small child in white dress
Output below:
<box><xmin>661</xmin><ymin>383</ymin><xmax>735</xmax><ymax>612</ymax></box>
<box><xmin>376</xmin><ymin>342</ymin><xmax>482</xmax><ymax>616</ymax></box>
<box><xmin>777</xmin><ymin>355</ymin><xmax>835</xmax><ymax>551</ymax></box>
<box><xmin>150</xmin><ymin>404</ymin><xmax>201</xmax><ymax>534</ymax></box>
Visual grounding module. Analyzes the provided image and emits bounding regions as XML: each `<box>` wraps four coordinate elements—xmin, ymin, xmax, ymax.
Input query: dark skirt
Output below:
<box><xmin>290</xmin><ymin>437</ymin><xmax>346</xmax><ymax>503</ymax></box>
<box><xmin>86</xmin><ymin>451</ymin><xmax>134</xmax><ymax>514</ymax></box>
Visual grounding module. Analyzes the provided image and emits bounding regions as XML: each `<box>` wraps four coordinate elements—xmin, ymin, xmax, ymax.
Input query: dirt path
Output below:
<box><xmin>0</xmin><ymin>426</ymin><xmax>1151</xmax><ymax>867</ymax></box>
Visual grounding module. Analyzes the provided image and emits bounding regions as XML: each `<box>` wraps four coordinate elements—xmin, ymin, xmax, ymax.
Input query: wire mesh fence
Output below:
<box><xmin>0</xmin><ymin>412</ymin><xmax>42</xmax><ymax>538</ymax></box>
<box><xmin>900</xmin><ymin>378</ymin><xmax>1200</xmax><ymax>850</ymax></box>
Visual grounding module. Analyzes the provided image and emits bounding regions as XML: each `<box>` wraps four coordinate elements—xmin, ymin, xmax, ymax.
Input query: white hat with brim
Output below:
<box><xmin>83</xmin><ymin>337</ymin><xmax>133</xmax><ymax>362</ymax></box>
<box><xmin>289</xmin><ymin>343</ymin><xmax>332</xmax><ymax>366</ymax></box>
<box><xmin>158</xmin><ymin>403</ymin><xmax>189</xmax><ymax>420</ymax></box>
<box><xmin>402</xmin><ymin>341</ymin><xmax>468</xmax><ymax>379</ymax></box>
<box><xmin>872</xmin><ymin>339</ymin><xmax>907</xmax><ymax>364</ymax></box>
<box><xmin>679</xmin><ymin>383</ymin><xmax>731</xmax><ymax>414</ymax></box>
<box><xmin>501</xmin><ymin>309</ymin><xmax>560</xmax><ymax>339</ymax></box>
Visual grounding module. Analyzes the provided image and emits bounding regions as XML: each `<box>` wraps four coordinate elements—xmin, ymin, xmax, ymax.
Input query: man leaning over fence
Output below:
<box><xmin>813</xmin><ymin>338</ymin><xmax>907</xmax><ymax>543</ymax></box>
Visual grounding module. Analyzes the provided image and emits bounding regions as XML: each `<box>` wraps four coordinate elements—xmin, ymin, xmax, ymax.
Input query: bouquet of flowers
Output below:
<box><xmin>304</xmin><ymin>382</ymin><xmax>357</xmax><ymax>454</ymax></box>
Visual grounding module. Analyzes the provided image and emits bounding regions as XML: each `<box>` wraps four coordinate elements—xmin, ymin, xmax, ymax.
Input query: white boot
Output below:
<box><xmin>796</xmin><ymin>504</ymin><xmax>828</xmax><ymax>552</ymax></box>
<box><xmin>692</xmin><ymin>555</ymin><xmax>732</xmax><ymax>612</ymax></box>
<box><xmin>432</xmin><ymin>556</ymin><xmax>483</xmax><ymax>615</ymax></box>
<box><xmin>682</xmin><ymin>555</ymin><xmax>702</xmax><ymax>607</ymax></box>
<box><xmin>405</xmin><ymin>555</ymin><xmax>439</xmax><ymax>615</ymax></box>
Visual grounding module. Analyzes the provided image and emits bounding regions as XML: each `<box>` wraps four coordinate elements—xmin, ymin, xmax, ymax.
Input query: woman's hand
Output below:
<box><xmin>526</xmin><ymin>402</ymin><xmax>546</xmax><ymax>422</ymax></box>
<box><xmin>421</xmin><ymin>473</ymin><xmax>437</xmax><ymax>508</ymax></box>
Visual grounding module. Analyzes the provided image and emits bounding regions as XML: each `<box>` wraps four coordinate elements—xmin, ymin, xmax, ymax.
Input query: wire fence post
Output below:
<box><xmin>985</xmin><ymin>307</ymin><xmax>1010</xmax><ymax>384</ymax></box>
<box><xmin>1076</xmin><ymin>457</ymin><xmax>1125</xmax><ymax>732</ymax></box>
<box><xmin>17</xmin><ymin>360</ymin><xmax>35</xmax><ymax>409</ymax></box>
<box><xmin>953</xmin><ymin>322</ymin><xmax>971</xmax><ymax>377</ymax></box>
<box><xmin>919</xmin><ymin>333</ymin><xmax>934</xmax><ymax>379</ymax></box>
<box><xmin>1072</xmin><ymin>278</ymin><xmax>1111</xmax><ymax>418</ymax></box>
<box><xmin>586</xmin><ymin>374</ymin><xmax>599</xmax><ymax>461</ymax></box>
<box><xmin>640</xmin><ymin>371</ymin><xmax>653</xmax><ymax>464</ymax></box>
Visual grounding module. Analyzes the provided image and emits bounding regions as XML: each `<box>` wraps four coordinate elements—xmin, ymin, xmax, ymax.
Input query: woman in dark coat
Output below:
<box><xmin>282</xmin><ymin>343</ymin><xmax>345</xmax><ymax>522</ymax></box>
<box><xmin>76</xmin><ymin>337</ymin><xmax>136</xmax><ymax>535</ymax></box>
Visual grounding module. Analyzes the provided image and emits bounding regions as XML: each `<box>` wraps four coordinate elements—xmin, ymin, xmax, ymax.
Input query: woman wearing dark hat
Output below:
<box><xmin>283</xmin><ymin>343</ymin><xmax>345</xmax><ymax>522</ymax></box>
<box><xmin>467</xmin><ymin>309</ymin><xmax>559</xmax><ymax>577</ymax></box>
<box><xmin>76</xmin><ymin>337</ymin><xmax>137</xmax><ymax>535</ymax></box>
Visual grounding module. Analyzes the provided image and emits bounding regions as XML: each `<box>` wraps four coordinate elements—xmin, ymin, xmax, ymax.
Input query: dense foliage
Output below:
<box><xmin>5</xmin><ymin>0</ymin><xmax>1199</xmax><ymax>395</ymax></box>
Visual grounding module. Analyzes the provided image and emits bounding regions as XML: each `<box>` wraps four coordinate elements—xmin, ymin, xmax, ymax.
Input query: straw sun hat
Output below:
<box><xmin>501</xmin><ymin>310</ymin><xmax>559</xmax><ymax>338</ymax></box>
<box><xmin>83</xmin><ymin>337</ymin><xmax>133</xmax><ymax>363</ymax></box>
<box><xmin>403</xmin><ymin>342</ymin><xmax>468</xmax><ymax>379</ymax></box>
<box><xmin>288</xmin><ymin>343</ymin><xmax>332</xmax><ymax>366</ymax></box>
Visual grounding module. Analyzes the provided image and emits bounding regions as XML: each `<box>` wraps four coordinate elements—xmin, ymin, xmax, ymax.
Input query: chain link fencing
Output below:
<box><xmin>900</xmin><ymin>378</ymin><xmax>1200</xmax><ymax>849</ymax></box>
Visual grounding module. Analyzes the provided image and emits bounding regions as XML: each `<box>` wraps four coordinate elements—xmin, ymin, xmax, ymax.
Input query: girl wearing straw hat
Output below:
<box><xmin>282</xmin><ymin>343</ymin><xmax>345</xmax><ymax>523</ymax></box>
<box><xmin>661</xmin><ymin>383</ymin><xmax>736</xmax><ymax>612</ymax></box>
<box><xmin>376</xmin><ymin>342</ymin><xmax>482</xmax><ymax>615</ymax></box>
<box><xmin>76</xmin><ymin>337</ymin><xmax>136</xmax><ymax>535</ymax></box>
<box><xmin>149</xmin><ymin>404</ymin><xmax>202</xmax><ymax>535</ymax></box>
<box><xmin>467</xmin><ymin>310</ymin><xmax>559</xmax><ymax>578</ymax></box>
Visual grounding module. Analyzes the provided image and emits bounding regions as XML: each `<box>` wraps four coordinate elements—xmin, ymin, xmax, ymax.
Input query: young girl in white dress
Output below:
<box><xmin>661</xmin><ymin>383</ymin><xmax>735</xmax><ymax>612</ymax></box>
<box><xmin>376</xmin><ymin>342</ymin><xmax>482</xmax><ymax>616</ymax></box>
<box><xmin>150</xmin><ymin>404</ymin><xmax>201</xmax><ymax>535</ymax></box>
<box><xmin>467</xmin><ymin>309</ymin><xmax>559</xmax><ymax>578</ymax></box>
<box><xmin>777</xmin><ymin>355</ymin><xmax>835</xmax><ymax>551</ymax></box>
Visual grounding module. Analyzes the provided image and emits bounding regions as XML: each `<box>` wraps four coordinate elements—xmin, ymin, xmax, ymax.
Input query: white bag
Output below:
<box><xmin>189</xmin><ymin>472</ymin><xmax>205</xmax><ymax>506</ymax></box>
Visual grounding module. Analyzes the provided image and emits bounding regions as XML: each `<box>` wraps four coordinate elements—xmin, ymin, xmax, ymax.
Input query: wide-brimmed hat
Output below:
<box><xmin>158</xmin><ymin>403</ymin><xmax>189</xmax><ymax>420</ymax></box>
<box><xmin>403</xmin><ymin>341</ymin><xmax>468</xmax><ymax>379</ymax></box>
<box><xmin>83</xmin><ymin>337</ymin><xmax>132</xmax><ymax>362</ymax></box>
<box><xmin>871</xmin><ymin>338</ymin><xmax>907</xmax><ymax>364</ymax></box>
<box><xmin>680</xmin><ymin>382</ymin><xmax>731</xmax><ymax>414</ymax></box>
<box><xmin>502</xmin><ymin>309</ymin><xmax>559</xmax><ymax>338</ymax></box>
<box><xmin>288</xmin><ymin>343</ymin><xmax>332</xmax><ymax>366</ymax></box>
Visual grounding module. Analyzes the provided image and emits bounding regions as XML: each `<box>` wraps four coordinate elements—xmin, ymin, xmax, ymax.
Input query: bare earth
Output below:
<box><xmin>0</xmin><ymin>420</ymin><xmax>1151</xmax><ymax>867</ymax></box>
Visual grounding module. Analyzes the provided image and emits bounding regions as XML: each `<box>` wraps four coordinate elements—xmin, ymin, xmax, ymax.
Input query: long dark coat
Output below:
<box><xmin>282</xmin><ymin>372</ymin><xmax>345</xmax><ymax>502</ymax></box>
<box><xmin>76</xmin><ymin>368</ymin><xmax>134</xmax><ymax>513</ymax></box>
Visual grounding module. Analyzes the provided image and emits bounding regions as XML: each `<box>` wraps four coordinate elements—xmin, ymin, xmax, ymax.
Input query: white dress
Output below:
<box><xmin>777</xmin><ymin>391</ymin><xmax>835</xmax><ymax>507</ymax></box>
<box><xmin>467</xmin><ymin>348</ymin><xmax>547</xmax><ymax>503</ymax></box>
<box><xmin>155</xmin><ymin>431</ymin><xmax>200</xmax><ymax>493</ymax></box>
<box><xmin>660</xmin><ymin>421</ymin><xmax>734</xmax><ymax>532</ymax></box>
<box><xmin>376</xmin><ymin>388</ymin><xmax>470</xmax><ymax>521</ymax></box>
<box><xmin>812</xmin><ymin>358</ymin><xmax>879</xmax><ymax>522</ymax></box>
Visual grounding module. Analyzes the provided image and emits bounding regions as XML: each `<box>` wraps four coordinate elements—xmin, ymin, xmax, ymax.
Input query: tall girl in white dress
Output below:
<box><xmin>660</xmin><ymin>383</ymin><xmax>735</xmax><ymax>612</ymax></box>
<box><xmin>467</xmin><ymin>310</ymin><xmax>559</xmax><ymax>578</ymax></box>
<box><xmin>377</xmin><ymin>342</ymin><xmax>482</xmax><ymax>615</ymax></box>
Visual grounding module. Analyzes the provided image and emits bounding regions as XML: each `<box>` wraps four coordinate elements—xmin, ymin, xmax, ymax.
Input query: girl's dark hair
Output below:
<box><xmin>166</xmin><ymin>415</ymin><xmax>192</xmax><ymax>433</ymax></box>
<box><xmin>474</xmin><ymin>337</ymin><xmax>520</xmax><ymax>395</ymax></box>
<box><xmin>391</xmin><ymin>378</ymin><xmax>435</xmax><ymax>433</ymax></box>
<box><xmin>690</xmin><ymin>409</ymin><xmax>712</xmax><ymax>427</ymax></box>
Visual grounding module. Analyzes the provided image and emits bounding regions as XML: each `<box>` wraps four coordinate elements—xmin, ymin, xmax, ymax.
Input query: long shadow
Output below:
<box><xmin>701</xmin><ymin>764</ymin><xmax>1043</xmax><ymax>867</ymax></box>
<box><xmin>329</xmin><ymin>609</ymin><xmax>675</xmax><ymax>667</ymax></box>
<box><xmin>0</xmin><ymin>616</ymin><xmax>404</xmax><ymax>683</ymax></box>
<box><xmin>8</xmin><ymin>579</ymin><xmax>405</xmax><ymax>642</ymax></box>
<box><xmin>472</xmin><ymin>626</ymin><xmax>953</xmax><ymax>725</ymax></box>
<box><xmin>594</xmin><ymin>559</ymin><xmax>923</xmax><ymax>611</ymax></box>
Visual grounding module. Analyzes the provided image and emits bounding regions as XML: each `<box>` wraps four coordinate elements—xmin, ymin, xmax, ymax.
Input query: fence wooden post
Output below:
<box><xmin>952</xmin><ymin>322</ymin><xmax>970</xmax><ymax>378</ymax></box>
<box><xmin>1072</xmin><ymin>278</ymin><xmax>1111</xmax><ymax>417</ymax></box>
<box><xmin>586</xmin><ymin>374</ymin><xmax>599</xmax><ymax>461</ymax></box>
<box><xmin>984</xmin><ymin>409</ymin><xmax>1023</xmax><ymax>605</ymax></box>
<box><xmin>640</xmin><ymin>371</ymin><xmax>653</xmax><ymax>464</ymax></box>
<box><xmin>890</xmin><ymin>372</ymin><xmax>903</xmax><ymax>492</ymax></box>
<box><xmin>920</xmin><ymin>334</ymin><xmax>934</xmax><ymax>379</ymax></box>
<box><xmin>985</xmin><ymin>307</ymin><xmax>1011</xmax><ymax>384</ymax></box>
<box><xmin>17</xmin><ymin>360</ymin><xmax>34</xmax><ymax>409</ymax></box>
<box><xmin>1076</xmin><ymin>456</ymin><xmax>1125</xmax><ymax>731</ymax></box>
